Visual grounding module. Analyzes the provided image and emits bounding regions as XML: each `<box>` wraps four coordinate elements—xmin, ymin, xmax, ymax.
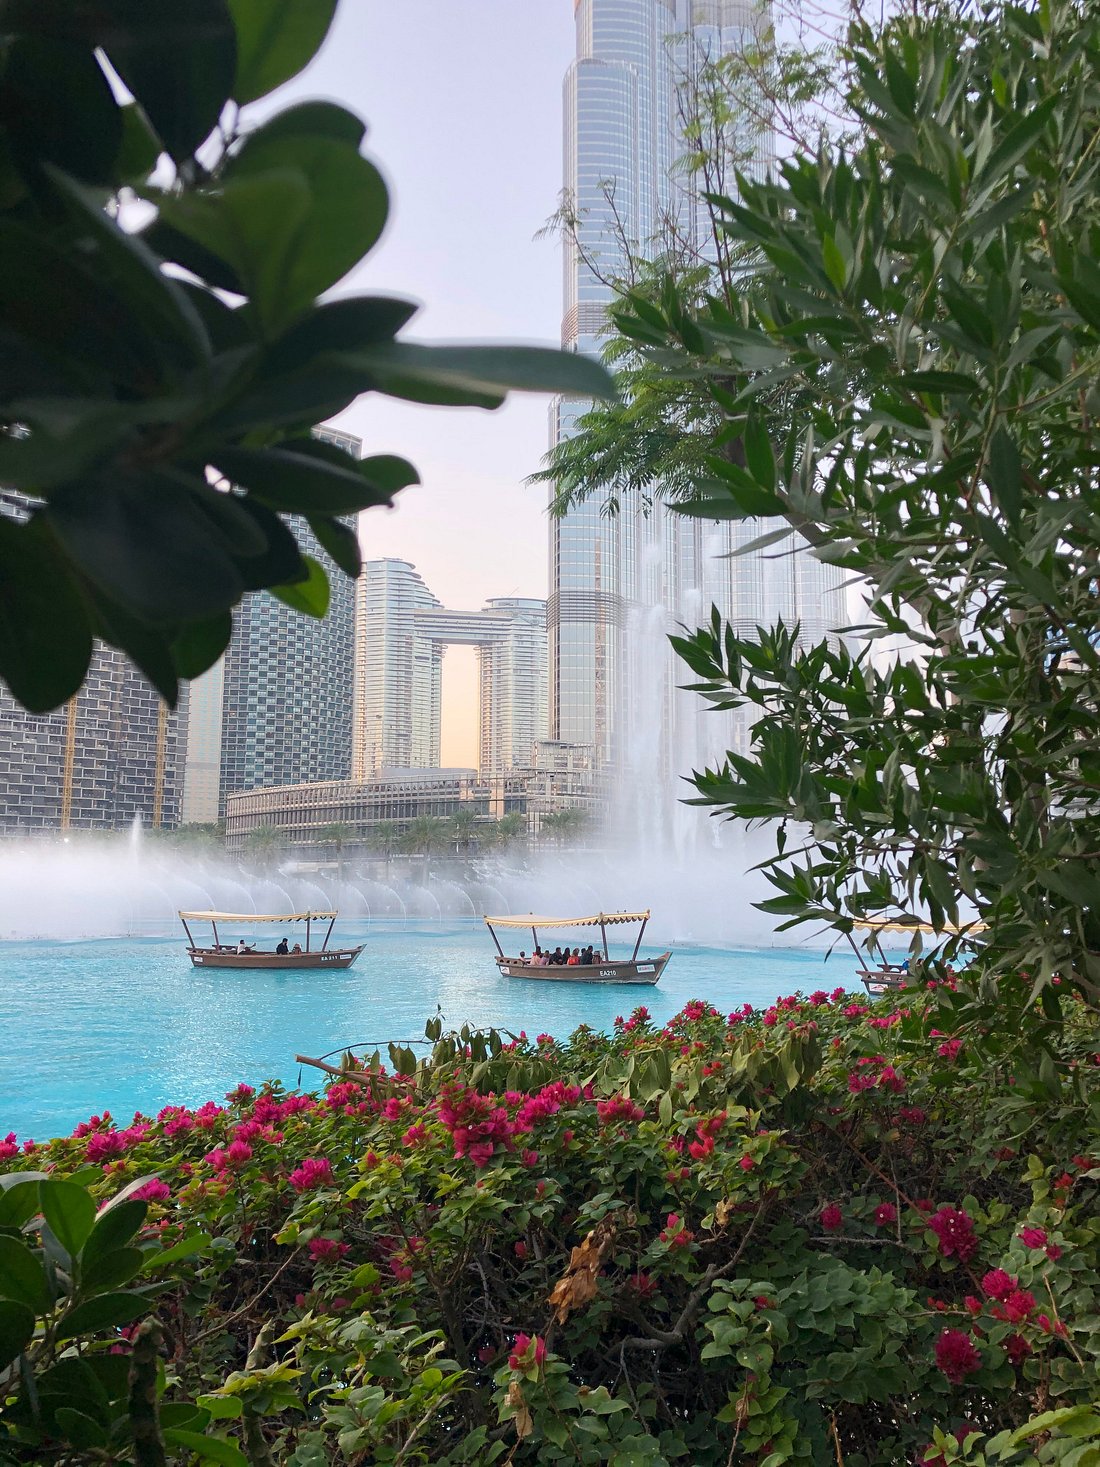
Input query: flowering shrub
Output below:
<box><xmin>0</xmin><ymin>978</ymin><xmax>1097</xmax><ymax>1464</ymax></box>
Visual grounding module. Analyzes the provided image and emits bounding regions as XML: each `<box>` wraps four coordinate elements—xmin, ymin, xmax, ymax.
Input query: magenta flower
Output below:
<box><xmin>820</xmin><ymin>1204</ymin><xmax>843</xmax><ymax>1231</ymax></box>
<box><xmin>508</xmin><ymin>1333</ymin><xmax>547</xmax><ymax>1371</ymax></box>
<box><xmin>873</xmin><ymin>1202</ymin><xmax>897</xmax><ymax>1227</ymax></box>
<box><xmin>934</xmin><ymin>1328</ymin><xmax>982</xmax><ymax>1383</ymax></box>
<box><xmin>981</xmin><ymin>1269</ymin><xmax>1016</xmax><ymax>1300</ymax></box>
<box><xmin>928</xmin><ymin>1206</ymin><xmax>978</xmax><ymax>1262</ymax></box>
<box><xmin>1018</xmin><ymin>1226</ymin><xmax>1048</xmax><ymax>1249</ymax></box>
<box><xmin>288</xmin><ymin>1157</ymin><xmax>335</xmax><ymax>1193</ymax></box>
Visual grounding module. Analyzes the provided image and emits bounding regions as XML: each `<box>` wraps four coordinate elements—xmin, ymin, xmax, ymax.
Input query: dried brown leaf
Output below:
<box><xmin>547</xmin><ymin>1216</ymin><xmax>618</xmax><ymax>1324</ymax></box>
<box><xmin>506</xmin><ymin>1379</ymin><xmax>533</xmax><ymax>1439</ymax></box>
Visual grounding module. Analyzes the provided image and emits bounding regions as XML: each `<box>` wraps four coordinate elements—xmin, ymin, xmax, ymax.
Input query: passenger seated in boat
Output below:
<box><xmin>236</xmin><ymin>938</ymin><xmax>248</xmax><ymax>955</ymax></box>
<box><xmin>292</xmin><ymin>942</ymin><xmax>302</xmax><ymax>954</ymax></box>
<box><xmin>581</xmin><ymin>944</ymin><xmax>594</xmax><ymax>965</ymax></box>
<box><xmin>517</xmin><ymin>951</ymin><xmax>527</xmax><ymax>964</ymax></box>
<box><xmin>276</xmin><ymin>938</ymin><xmax>289</xmax><ymax>955</ymax></box>
<box><xmin>566</xmin><ymin>947</ymin><xmax>580</xmax><ymax>965</ymax></box>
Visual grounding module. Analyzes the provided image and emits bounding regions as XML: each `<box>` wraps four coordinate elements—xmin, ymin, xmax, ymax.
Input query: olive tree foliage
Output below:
<box><xmin>0</xmin><ymin>0</ymin><xmax>611</xmax><ymax>714</ymax></box>
<box><xmin>539</xmin><ymin>1</ymin><xmax>1100</xmax><ymax>1005</ymax></box>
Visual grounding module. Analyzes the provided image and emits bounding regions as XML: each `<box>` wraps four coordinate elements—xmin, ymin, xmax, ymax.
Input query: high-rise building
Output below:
<box><xmin>352</xmin><ymin>561</ymin><xmax>548</xmax><ymax>779</ymax></box>
<box><xmin>0</xmin><ymin>496</ymin><xmax>188</xmax><ymax>833</ymax></box>
<box><xmin>202</xmin><ymin>427</ymin><xmax>362</xmax><ymax>816</ymax></box>
<box><xmin>551</xmin><ymin>0</ymin><xmax>847</xmax><ymax>811</ymax></box>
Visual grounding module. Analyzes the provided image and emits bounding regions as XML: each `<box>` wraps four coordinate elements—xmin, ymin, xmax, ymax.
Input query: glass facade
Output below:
<box><xmin>0</xmin><ymin>493</ymin><xmax>187</xmax><ymax>833</ymax></box>
<box><xmin>551</xmin><ymin>0</ymin><xmax>848</xmax><ymax>806</ymax></box>
<box><xmin>352</xmin><ymin>561</ymin><xmax>548</xmax><ymax>779</ymax></box>
<box><xmin>216</xmin><ymin>428</ymin><xmax>362</xmax><ymax>815</ymax></box>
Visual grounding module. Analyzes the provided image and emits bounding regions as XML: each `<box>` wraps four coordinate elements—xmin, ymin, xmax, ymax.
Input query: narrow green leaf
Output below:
<box><xmin>341</xmin><ymin>342</ymin><xmax>616</xmax><ymax>407</ymax></box>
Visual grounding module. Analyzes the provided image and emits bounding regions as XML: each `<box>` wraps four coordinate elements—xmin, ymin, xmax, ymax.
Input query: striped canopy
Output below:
<box><xmin>484</xmin><ymin>911</ymin><xmax>649</xmax><ymax>929</ymax></box>
<box><xmin>852</xmin><ymin>919</ymin><xmax>987</xmax><ymax>935</ymax></box>
<box><xmin>179</xmin><ymin>911</ymin><xmax>337</xmax><ymax>923</ymax></box>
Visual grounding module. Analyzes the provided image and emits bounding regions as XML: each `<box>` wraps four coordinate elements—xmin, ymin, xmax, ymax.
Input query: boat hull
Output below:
<box><xmin>188</xmin><ymin>947</ymin><xmax>364</xmax><ymax>970</ymax></box>
<box><xmin>496</xmin><ymin>953</ymin><xmax>670</xmax><ymax>985</ymax></box>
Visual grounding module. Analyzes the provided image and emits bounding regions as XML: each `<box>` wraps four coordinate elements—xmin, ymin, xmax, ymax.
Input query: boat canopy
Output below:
<box><xmin>484</xmin><ymin>911</ymin><xmax>649</xmax><ymax>929</ymax></box>
<box><xmin>852</xmin><ymin>919</ymin><xmax>987</xmax><ymax>935</ymax></box>
<box><xmin>178</xmin><ymin>910</ymin><xmax>338</xmax><ymax>923</ymax></box>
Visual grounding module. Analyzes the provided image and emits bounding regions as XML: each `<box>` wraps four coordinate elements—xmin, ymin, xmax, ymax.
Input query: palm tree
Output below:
<box><xmin>370</xmin><ymin>820</ymin><xmax>400</xmax><ymax>864</ymax></box>
<box><xmin>448</xmin><ymin>807</ymin><xmax>479</xmax><ymax>854</ymax></box>
<box><xmin>398</xmin><ymin>816</ymin><xmax>450</xmax><ymax>863</ymax></box>
<box><xmin>243</xmin><ymin>824</ymin><xmax>282</xmax><ymax>866</ymax></box>
<box><xmin>317</xmin><ymin>822</ymin><xmax>353</xmax><ymax>876</ymax></box>
<box><xmin>491</xmin><ymin>812</ymin><xmax>527</xmax><ymax>848</ymax></box>
<box><xmin>539</xmin><ymin>807</ymin><xmax>589</xmax><ymax>847</ymax></box>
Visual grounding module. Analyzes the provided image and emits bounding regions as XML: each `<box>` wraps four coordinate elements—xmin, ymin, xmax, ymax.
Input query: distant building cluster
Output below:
<box><xmin>1</xmin><ymin>1</ymin><xmax>852</xmax><ymax>847</ymax></box>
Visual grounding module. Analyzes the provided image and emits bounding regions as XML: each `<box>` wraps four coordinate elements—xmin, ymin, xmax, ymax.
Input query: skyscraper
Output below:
<box><xmin>352</xmin><ymin>561</ymin><xmax>548</xmax><ymax>779</ymax></box>
<box><xmin>551</xmin><ymin>0</ymin><xmax>848</xmax><ymax>819</ymax></box>
<box><xmin>213</xmin><ymin>428</ymin><xmax>362</xmax><ymax>814</ymax></box>
<box><xmin>0</xmin><ymin>495</ymin><xmax>188</xmax><ymax>832</ymax></box>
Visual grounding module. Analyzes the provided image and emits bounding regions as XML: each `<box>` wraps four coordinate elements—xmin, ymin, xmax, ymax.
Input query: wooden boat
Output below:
<box><xmin>484</xmin><ymin>910</ymin><xmax>671</xmax><ymax>985</ymax></box>
<box><xmin>179</xmin><ymin>910</ymin><xmax>364</xmax><ymax>970</ymax></box>
<box><xmin>850</xmin><ymin>917</ymin><xmax>985</xmax><ymax>994</ymax></box>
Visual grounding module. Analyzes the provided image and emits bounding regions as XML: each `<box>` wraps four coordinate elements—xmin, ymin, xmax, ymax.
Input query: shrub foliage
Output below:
<box><xmin>0</xmin><ymin>978</ymin><xmax>1097</xmax><ymax>1465</ymax></box>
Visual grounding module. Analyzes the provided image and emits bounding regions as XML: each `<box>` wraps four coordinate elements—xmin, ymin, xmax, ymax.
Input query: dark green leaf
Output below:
<box><xmin>172</xmin><ymin>613</ymin><xmax>234</xmax><ymax>680</ymax></box>
<box><xmin>226</xmin><ymin>126</ymin><xmax>389</xmax><ymax>326</ymax></box>
<box><xmin>308</xmin><ymin>515</ymin><xmax>361</xmax><ymax>579</ymax></box>
<box><xmin>0</xmin><ymin>514</ymin><xmax>93</xmax><ymax>713</ymax></box>
<box><xmin>55</xmin><ymin>1292</ymin><xmax>149</xmax><ymax>1342</ymax></box>
<box><xmin>0</xmin><ymin>1300</ymin><xmax>35</xmax><ymax>1371</ymax></box>
<box><xmin>101</xmin><ymin>0</ymin><xmax>237</xmax><ymax>163</ymax></box>
<box><xmin>744</xmin><ymin>416</ymin><xmax>776</xmax><ymax>494</ymax></box>
<box><xmin>0</xmin><ymin>1235</ymin><xmax>49</xmax><ymax>1312</ymax></box>
<box><xmin>984</xmin><ymin>427</ymin><xmax>1022</xmax><ymax>523</ymax></box>
<box><xmin>3</xmin><ymin>37</ymin><xmax>121</xmax><ymax>185</ymax></box>
<box><xmin>47</xmin><ymin>168</ymin><xmax>212</xmax><ymax>372</ymax></box>
<box><xmin>147</xmin><ymin>1229</ymin><xmax>212</xmax><ymax>1267</ymax></box>
<box><xmin>53</xmin><ymin>1409</ymin><xmax>109</xmax><ymax>1451</ymax></box>
<box><xmin>976</xmin><ymin>93</ymin><xmax>1057</xmax><ymax>185</ymax></box>
<box><xmin>81</xmin><ymin>1247</ymin><xmax>146</xmax><ymax>1294</ymax></box>
<box><xmin>231</xmin><ymin>98</ymin><xmax>362</xmax><ymax>150</ymax></box>
<box><xmin>271</xmin><ymin>554</ymin><xmax>329</xmax><ymax>617</ymax></box>
<box><xmin>46</xmin><ymin>471</ymin><xmax>245</xmax><ymax>624</ymax></box>
<box><xmin>266</xmin><ymin>295</ymin><xmax>419</xmax><ymax>366</ymax></box>
<box><xmin>39</xmin><ymin>1179</ymin><xmax>96</xmax><ymax>1257</ymax></box>
<box><xmin>114</xmin><ymin>102</ymin><xmax>161</xmax><ymax>184</ymax></box>
<box><xmin>228</xmin><ymin>0</ymin><xmax>338</xmax><ymax>104</ymax></box>
<box><xmin>155</xmin><ymin>171</ymin><xmax>313</xmax><ymax>332</ymax></box>
<box><xmin>163</xmin><ymin>1428</ymin><xmax>249</xmax><ymax>1467</ymax></box>
<box><xmin>0</xmin><ymin>1177</ymin><xmax>46</xmax><ymax>1229</ymax></box>
<box><xmin>82</xmin><ymin>1200</ymin><xmax>147</xmax><ymax>1267</ymax></box>
<box><xmin>87</xmin><ymin>592</ymin><xmax>179</xmax><ymax>706</ymax></box>
<box><xmin>212</xmin><ymin>443</ymin><xmax>405</xmax><ymax>514</ymax></box>
<box><xmin>341</xmin><ymin>342</ymin><xmax>616</xmax><ymax>407</ymax></box>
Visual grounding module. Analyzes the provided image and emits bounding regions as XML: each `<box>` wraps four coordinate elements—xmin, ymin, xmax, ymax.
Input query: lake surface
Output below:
<box><xmin>1</xmin><ymin>921</ymin><xmax>868</xmax><ymax>1142</ymax></box>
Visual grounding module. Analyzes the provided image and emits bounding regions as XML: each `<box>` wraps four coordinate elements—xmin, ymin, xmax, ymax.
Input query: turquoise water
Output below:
<box><xmin>1</xmin><ymin>922</ymin><xmax>866</xmax><ymax>1142</ymax></box>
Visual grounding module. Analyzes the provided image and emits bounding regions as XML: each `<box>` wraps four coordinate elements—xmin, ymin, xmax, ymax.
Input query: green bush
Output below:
<box><xmin>0</xmin><ymin>976</ymin><xmax>1097</xmax><ymax>1464</ymax></box>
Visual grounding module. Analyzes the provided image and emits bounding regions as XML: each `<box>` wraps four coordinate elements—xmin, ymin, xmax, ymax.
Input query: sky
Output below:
<box><xmin>276</xmin><ymin>3</ymin><xmax>579</xmax><ymax>763</ymax></box>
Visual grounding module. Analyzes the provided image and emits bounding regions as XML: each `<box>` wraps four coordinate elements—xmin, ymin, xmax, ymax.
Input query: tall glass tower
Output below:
<box><xmin>551</xmin><ymin>0</ymin><xmax>848</xmax><ymax>845</ymax></box>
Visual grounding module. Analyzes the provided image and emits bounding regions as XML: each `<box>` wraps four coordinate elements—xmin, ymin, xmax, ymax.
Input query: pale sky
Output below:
<box><xmin>276</xmin><ymin>3</ymin><xmax>579</xmax><ymax>763</ymax></box>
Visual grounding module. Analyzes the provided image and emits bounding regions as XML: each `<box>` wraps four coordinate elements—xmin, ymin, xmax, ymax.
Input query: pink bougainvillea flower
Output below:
<box><xmin>929</xmin><ymin>1206</ymin><xmax>978</xmax><ymax>1262</ymax></box>
<box><xmin>820</xmin><ymin>1204</ymin><xmax>843</xmax><ymax>1232</ymax></box>
<box><xmin>508</xmin><ymin>1333</ymin><xmax>547</xmax><ymax>1371</ymax></box>
<box><xmin>0</xmin><ymin>1132</ymin><xmax>19</xmax><ymax>1161</ymax></box>
<box><xmin>1018</xmin><ymin>1226</ymin><xmax>1048</xmax><ymax>1249</ymax></box>
<box><xmin>874</xmin><ymin>1202</ymin><xmax>897</xmax><ymax>1227</ymax></box>
<box><xmin>132</xmin><ymin>1179</ymin><xmax>171</xmax><ymax>1203</ymax></box>
<box><xmin>308</xmin><ymin>1237</ymin><xmax>349</xmax><ymax>1263</ymax></box>
<box><xmin>1005</xmin><ymin>1333</ymin><xmax>1032</xmax><ymax>1365</ymax></box>
<box><xmin>738</xmin><ymin>1155</ymin><xmax>756</xmax><ymax>1171</ymax></box>
<box><xmin>981</xmin><ymin>1269</ymin><xmax>1016</xmax><ymax>1301</ymax></box>
<box><xmin>1001</xmin><ymin>1289</ymin><xmax>1036</xmax><ymax>1324</ymax></box>
<box><xmin>936</xmin><ymin>1039</ymin><xmax>963</xmax><ymax>1061</ymax></box>
<box><xmin>288</xmin><ymin>1157</ymin><xmax>335</xmax><ymax>1193</ymax></box>
<box><xmin>934</xmin><ymin>1328</ymin><xmax>982</xmax><ymax>1383</ymax></box>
